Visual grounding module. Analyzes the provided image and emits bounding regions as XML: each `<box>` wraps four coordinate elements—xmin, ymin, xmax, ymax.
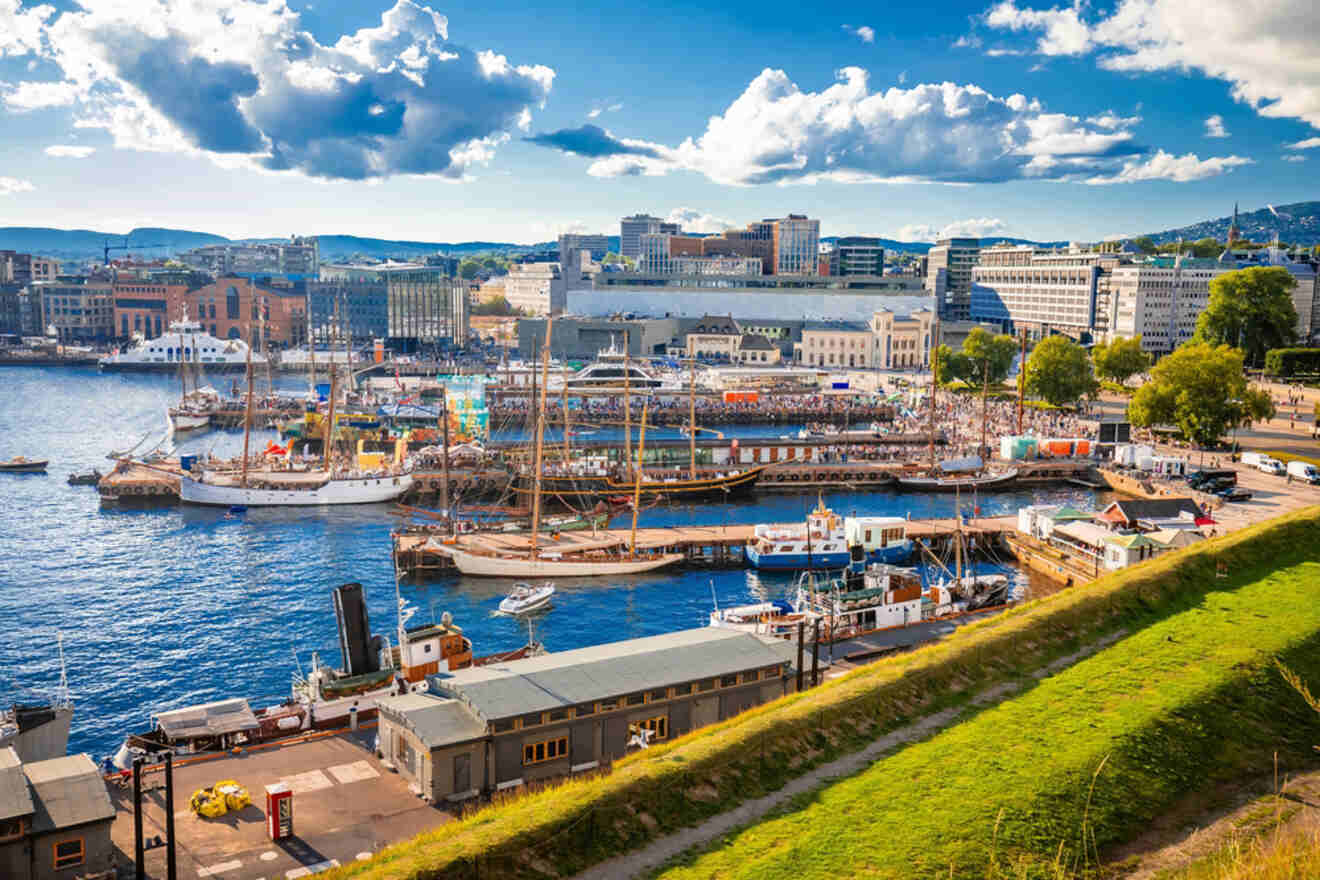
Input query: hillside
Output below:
<box><xmin>1141</xmin><ymin>201</ymin><xmax>1320</xmax><ymax>246</ymax></box>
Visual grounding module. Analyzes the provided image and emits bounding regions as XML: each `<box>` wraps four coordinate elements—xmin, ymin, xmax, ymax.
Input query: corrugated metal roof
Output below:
<box><xmin>378</xmin><ymin>694</ymin><xmax>487</xmax><ymax>748</ymax></box>
<box><xmin>431</xmin><ymin>628</ymin><xmax>797</xmax><ymax>721</ymax></box>
<box><xmin>23</xmin><ymin>753</ymin><xmax>114</xmax><ymax>832</ymax></box>
<box><xmin>1053</xmin><ymin>521</ymin><xmax>1113</xmax><ymax>547</ymax></box>
<box><xmin>155</xmin><ymin>698</ymin><xmax>259</xmax><ymax>739</ymax></box>
<box><xmin>0</xmin><ymin>747</ymin><xmax>34</xmax><ymax>822</ymax></box>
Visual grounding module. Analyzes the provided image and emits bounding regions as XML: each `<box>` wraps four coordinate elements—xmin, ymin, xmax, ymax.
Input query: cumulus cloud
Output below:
<box><xmin>981</xmin><ymin>0</ymin><xmax>1320</xmax><ymax>131</ymax></box>
<box><xmin>530</xmin><ymin>67</ymin><xmax>1248</xmax><ymax>187</ymax></box>
<box><xmin>843</xmin><ymin>25</ymin><xmax>875</xmax><ymax>43</ymax></box>
<box><xmin>44</xmin><ymin>144</ymin><xmax>95</xmax><ymax>158</ymax></box>
<box><xmin>1</xmin><ymin>79</ymin><xmax>79</xmax><ymax>112</ymax></box>
<box><xmin>1080</xmin><ymin>149</ymin><xmax>1252</xmax><ymax>184</ymax></box>
<box><xmin>524</xmin><ymin>124</ymin><xmax>657</xmax><ymax>158</ymax></box>
<box><xmin>1087</xmin><ymin>110</ymin><xmax>1141</xmax><ymax>129</ymax></box>
<box><xmin>586</xmin><ymin>101</ymin><xmax>623</xmax><ymax>119</ymax></box>
<box><xmin>1204</xmin><ymin>114</ymin><xmax>1229</xmax><ymax>138</ymax></box>
<box><xmin>1287</xmin><ymin>137</ymin><xmax>1320</xmax><ymax>150</ymax></box>
<box><xmin>6</xmin><ymin>0</ymin><xmax>553</xmax><ymax>181</ymax></box>
<box><xmin>1283</xmin><ymin>154</ymin><xmax>1306</xmax><ymax>162</ymax></box>
<box><xmin>0</xmin><ymin>0</ymin><xmax>53</xmax><ymax>57</ymax></box>
<box><xmin>0</xmin><ymin>177</ymin><xmax>35</xmax><ymax>195</ymax></box>
<box><xmin>665</xmin><ymin>207</ymin><xmax>735</xmax><ymax>234</ymax></box>
<box><xmin>898</xmin><ymin>217</ymin><xmax>1009</xmax><ymax>241</ymax></box>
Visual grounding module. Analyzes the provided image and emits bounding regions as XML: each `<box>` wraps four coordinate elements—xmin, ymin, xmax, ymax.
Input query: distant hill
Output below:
<box><xmin>1139</xmin><ymin>201</ymin><xmax>1320</xmax><ymax>247</ymax></box>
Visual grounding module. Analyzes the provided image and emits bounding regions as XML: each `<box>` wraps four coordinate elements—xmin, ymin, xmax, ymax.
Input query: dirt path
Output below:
<box><xmin>573</xmin><ymin>629</ymin><xmax>1129</xmax><ymax>880</ymax></box>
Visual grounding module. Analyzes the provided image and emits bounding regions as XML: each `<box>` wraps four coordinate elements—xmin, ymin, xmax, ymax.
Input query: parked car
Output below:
<box><xmin>1188</xmin><ymin>469</ymin><xmax>1236</xmax><ymax>490</ymax></box>
<box><xmin>1216</xmin><ymin>486</ymin><xmax>1253</xmax><ymax>502</ymax></box>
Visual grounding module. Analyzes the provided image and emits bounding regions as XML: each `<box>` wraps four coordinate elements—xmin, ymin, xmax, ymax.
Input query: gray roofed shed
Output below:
<box><xmin>155</xmin><ymin>698</ymin><xmax>260</xmax><ymax>739</ymax></box>
<box><xmin>23</xmin><ymin>753</ymin><xmax>115</xmax><ymax>832</ymax></box>
<box><xmin>0</xmin><ymin>746</ymin><xmax>34</xmax><ymax>822</ymax></box>
<box><xmin>431</xmin><ymin>628</ymin><xmax>798</xmax><ymax>721</ymax></box>
<box><xmin>377</xmin><ymin>694</ymin><xmax>487</xmax><ymax>748</ymax></box>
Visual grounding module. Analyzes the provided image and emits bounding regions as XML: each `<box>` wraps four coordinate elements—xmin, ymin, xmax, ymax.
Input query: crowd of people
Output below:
<box><xmin>490</xmin><ymin>394</ymin><xmax>896</xmax><ymax>426</ymax></box>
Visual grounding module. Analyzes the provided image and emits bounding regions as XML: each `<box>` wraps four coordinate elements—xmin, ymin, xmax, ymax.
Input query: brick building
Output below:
<box><xmin>184</xmin><ymin>277</ymin><xmax>307</xmax><ymax>347</ymax></box>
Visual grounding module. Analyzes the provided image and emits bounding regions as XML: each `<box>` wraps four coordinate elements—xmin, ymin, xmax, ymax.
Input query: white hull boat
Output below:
<box><xmin>445</xmin><ymin>546</ymin><xmax>684</xmax><ymax>578</ymax></box>
<box><xmin>181</xmin><ymin>471</ymin><xmax>413</xmax><ymax>506</ymax></box>
<box><xmin>170</xmin><ymin>412</ymin><xmax>211</xmax><ymax>433</ymax></box>
<box><xmin>498</xmin><ymin>582</ymin><xmax>556</xmax><ymax>614</ymax></box>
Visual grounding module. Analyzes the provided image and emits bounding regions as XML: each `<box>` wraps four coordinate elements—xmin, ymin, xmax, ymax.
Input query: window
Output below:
<box><xmin>720</xmin><ymin>674</ymin><xmax>738</xmax><ymax>688</ymax></box>
<box><xmin>639</xmin><ymin>716</ymin><xmax>668</xmax><ymax>740</ymax></box>
<box><xmin>672</xmin><ymin>682</ymin><xmax>693</xmax><ymax>696</ymax></box>
<box><xmin>523</xmin><ymin>736</ymin><xmax>568</xmax><ymax>765</ymax></box>
<box><xmin>763</xmin><ymin>665</ymin><xmax>782</xmax><ymax>679</ymax></box>
<box><xmin>493</xmin><ymin>719</ymin><xmax>515</xmax><ymax>733</ymax></box>
<box><xmin>226</xmin><ymin>285</ymin><xmax>240</xmax><ymax>320</ymax></box>
<box><xmin>625</xmin><ymin>692</ymin><xmax>645</xmax><ymax>707</ymax></box>
<box><xmin>698</xmin><ymin>678</ymin><xmax>716</xmax><ymax>692</ymax></box>
<box><xmin>547</xmin><ymin>709</ymin><xmax>569</xmax><ymax>722</ymax></box>
<box><xmin>648</xmin><ymin>689</ymin><xmax>667</xmax><ymax>702</ymax></box>
<box><xmin>574</xmin><ymin>702</ymin><xmax>595</xmax><ymax>717</ymax></box>
<box><xmin>599</xmin><ymin>698</ymin><xmax>618</xmax><ymax>711</ymax></box>
<box><xmin>54</xmin><ymin>838</ymin><xmax>84</xmax><ymax>870</ymax></box>
<box><xmin>0</xmin><ymin>817</ymin><xmax>24</xmax><ymax>842</ymax></box>
<box><xmin>521</xmin><ymin>712</ymin><xmax>542</xmax><ymax>729</ymax></box>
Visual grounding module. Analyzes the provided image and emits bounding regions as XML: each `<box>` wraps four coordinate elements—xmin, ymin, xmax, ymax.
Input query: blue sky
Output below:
<box><xmin>0</xmin><ymin>0</ymin><xmax>1315</xmax><ymax>243</ymax></box>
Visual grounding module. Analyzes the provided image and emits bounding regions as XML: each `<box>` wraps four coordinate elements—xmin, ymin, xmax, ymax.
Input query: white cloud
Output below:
<box><xmin>843</xmin><ymin>24</ymin><xmax>875</xmax><ymax>43</ymax></box>
<box><xmin>1087</xmin><ymin>110</ymin><xmax>1141</xmax><ymax>129</ymax></box>
<box><xmin>665</xmin><ymin>207</ymin><xmax>735</xmax><ymax>234</ymax></box>
<box><xmin>1204</xmin><ymin>114</ymin><xmax>1229</xmax><ymax>138</ymax></box>
<box><xmin>1283</xmin><ymin>154</ymin><xmax>1306</xmax><ymax>162</ymax></box>
<box><xmin>586</xmin><ymin>102</ymin><xmax>623</xmax><ymax>119</ymax></box>
<box><xmin>568</xmin><ymin>67</ymin><xmax>1248</xmax><ymax>187</ymax></box>
<box><xmin>0</xmin><ymin>0</ymin><xmax>53</xmax><ymax>57</ymax></box>
<box><xmin>44</xmin><ymin>144</ymin><xmax>95</xmax><ymax>158</ymax></box>
<box><xmin>0</xmin><ymin>177</ymin><xmax>35</xmax><ymax>195</ymax></box>
<box><xmin>586</xmin><ymin>108</ymin><xmax>601</xmax><ymax>118</ymax></box>
<box><xmin>898</xmin><ymin>217</ymin><xmax>1009</xmax><ymax>241</ymax></box>
<box><xmin>897</xmin><ymin>70</ymin><xmax>907</xmax><ymax>84</ymax></box>
<box><xmin>1287</xmin><ymin>137</ymin><xmax>1320</xmax><ymax>150</ymax></box>
<box><xmin>9</xmin><ymin>0</ymin><xmax>553</xmax><ymax>181</ymax></box>
<box><xmin>982</xmin><ymin>0</ymin><xmax>1320</xmax><ymax>131</ymax></box>
<box><xmin>953</xmin><ymin>35</ymin><xmax>983</xmax><ymax>49</ymax></box>
<box><xmin>1081</xmin><ymin>149</ymin><xmax>1252</xmax><ymax>184</ymax></box>
<box><xmin>1</xmin><ymin>79</ymin><xmax>78</xmax><ymax>112</ymax></box>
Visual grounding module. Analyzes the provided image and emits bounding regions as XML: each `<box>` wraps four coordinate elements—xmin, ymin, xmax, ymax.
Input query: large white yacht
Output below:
<box><xmin>99</xmin><ymin>315</ymin><xmax>267</xmax><ymax>372</ymax></box>
<box><xmin>547</xmin><ymin>339</ymin><xmax>680</xmax><ymax>391</ymax></box>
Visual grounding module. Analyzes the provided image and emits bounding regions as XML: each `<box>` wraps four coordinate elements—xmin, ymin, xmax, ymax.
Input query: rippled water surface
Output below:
<box><xmin>0</xmin><ymin>366</ymin><xmax>1101</xmax><ymax>760</ymax></box>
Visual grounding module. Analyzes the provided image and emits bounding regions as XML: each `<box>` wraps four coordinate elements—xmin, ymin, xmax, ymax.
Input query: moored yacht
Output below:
<box><xmin>99</xmin><ymin>315</ymin><xmax>266</xmax><ymax>372</ymax></box>
<box><xmin>746</xmin><ymin>500</ymin><xmax>911</xmax><ymax>570</ymax></box>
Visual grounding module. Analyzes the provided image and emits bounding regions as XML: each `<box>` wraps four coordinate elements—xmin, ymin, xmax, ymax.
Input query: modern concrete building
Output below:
<box><xmin>178</xmin><ymin>236</ymin><xmax>319</xmax><ymax>280</ymax></box>
<box><xmin>770</xmin><ymin>215</ymin><xmax>821</xmax><ymax>276</ymax></box>
<box><xmin>35</xmin><ymin>281</ymin><xmax>114</xmax><ymax>343</ymax></box>
<box><xmin>504</xmin><ymin>262</ymin><xmax>567</xmax><ymax>316</ymax></box>
<box><xmin>557</xmin><ymin>234</ymin><xmax>611</xmax><ymax>267</ymax></box>
<box><xmin>637</xmin><ymin>233</ymin><xmax>761</xmax><ymax>275</ymax></box>
<box><xmin>319</xmin><ymin>262</ymin><xmax>451</xmax><ymax>284</ymax></box>
<box><xmin>306</xmin><ymin>280</ymin><xmax>390</xmax><ymax>345</ymax></box>
<box><xmin>0</xmin><ymin>748</ymin><xmax>116</xmax><ymax>880</ymax></box>
<box><xmin>386</xmin><ymin>278</ymin><xmax>469</xmax><ymax>350</ymax></box>
<box><xmin>832</xmin><ymin>237</ymin><xmax>885</xmax><ymax>277</ymax></box>
<box><xmin>926</xmin><ymin>238</ymin><xmax>980</xmax><ymax>320</ymax></box>
<box><xmin>0</xmin><ymin>252</ymin><xmax>56</xmax><ymax>286</ymax></box>
<box><xmin>375</xmin><ymin>628</ymin><xmax>798</xmax><ymax>803</ymax></box>
<box><xmin>619</xmin><ymin>215</ymin><xmax>680</xmax><ymax>260</ymax></box>
<box><xmin>516</xmin><ymin>316</ymin><xmax>677</xmax><ymax>360</ymax></box>
<box><xmin>970</xmin><ymin>245</ymin><xmax>1122</xmax><ymax>339</ymax></box>
<box><xmin>1103</xmin><ymin>257</ymin><xmax>1227</xmax><ymax>355</ymax></box>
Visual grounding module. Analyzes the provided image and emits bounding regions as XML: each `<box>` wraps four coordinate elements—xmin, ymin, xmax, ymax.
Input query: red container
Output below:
<box><xmin>265</xmin><ymin>783</ymin><xmax>293</xmax><ymax>841</ymax></box>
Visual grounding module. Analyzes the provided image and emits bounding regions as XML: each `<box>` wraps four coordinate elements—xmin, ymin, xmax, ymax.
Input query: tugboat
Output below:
<box><xmin>746</xmin><ymin>498</ymin><xmax>911</xmax><ymax>571</ymax></box>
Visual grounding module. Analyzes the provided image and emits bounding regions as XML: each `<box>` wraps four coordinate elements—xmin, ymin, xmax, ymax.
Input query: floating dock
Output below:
<box><xmin>392</xmin><ymin>515</ymin><xmax>1018</xmax><ymax>575</ymax></box>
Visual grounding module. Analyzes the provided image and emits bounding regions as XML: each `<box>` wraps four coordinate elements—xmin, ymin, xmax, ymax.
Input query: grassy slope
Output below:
<box><xmin>657</xmin><ymin>553</ymin><xmax>1320</xmax><ymax>878</ymax></box>
<box><xmin>1161</xmin><ymin>826</ymin><xmax>1320</xmax><ymax>880</ymax></box>
<box><xmin>325</xmin><ymin>507</ymin><xmax>1320</xmax><ymax>880</ymax></box>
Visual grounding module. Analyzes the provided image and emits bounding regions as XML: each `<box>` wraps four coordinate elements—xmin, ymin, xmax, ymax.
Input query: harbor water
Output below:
<box><xmin>0</xmin><ymin>366</ymin><xmax>1104</xmax><ymax>760</ymax></box>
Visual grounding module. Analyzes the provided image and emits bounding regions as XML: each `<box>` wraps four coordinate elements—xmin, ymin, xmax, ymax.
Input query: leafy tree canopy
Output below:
<box><xmin>1128</xmin><ymin>342</ymin><xmax>1274</xmax><ymax>447</ymax></box>
<box><xmin>458</xmin><ymin>258</ymin><xmax>483</xmax><ymax>280</ymax></box>
<box><xmin>1130</xmin><ymin>236</ymin><xmax>1158</xmax><ymax>255</ymax></box>
<box><xmin>1193</xmin><ymin>266</ymin><xmax>1298</xmax><ymax>367</ymax></box>
<box><xmin>1092</xmin><ymin>335</ymin><xmax>1151</xmax><ymax>385</ymax></box>
<box><xmin>960</xmin><ymin>327</ymin><xmax>1018</xmax><ymax>386</ymax></box>
<box><xmin>1023</xmin><ymin>335</ymin><xmax>1098</xmax><ymax>406</ymax></box>
<box><xmin>471</xmin><ymin>295</ymin><xmax>522</xmax><ymax>317</ymax></box>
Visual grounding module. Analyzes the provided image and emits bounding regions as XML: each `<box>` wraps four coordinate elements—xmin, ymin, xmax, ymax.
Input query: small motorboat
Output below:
<box><xmin>0</xmin><ymin>457</ymin><xmax>48</xmax><ymax>473</ymax></box>
<box><xmin>67</xmin><ymin>469</ymin><xmax>103</xmax><ymax>486</ymax></box>
<box><xmin>498</xmin><ymin>582</ymin><xmax>556</xmax><ymax>615</ymax></box>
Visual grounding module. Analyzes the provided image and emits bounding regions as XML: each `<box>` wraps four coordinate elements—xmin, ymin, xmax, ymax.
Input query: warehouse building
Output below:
<box><xmin>0</xmin><ymin>747</ymin><xmax>116</xmax><ymax>880</ymax></box>
<box><xmin>376</xmin><ymin>628</ymin><xmax>800</xmax><ymax>802</ymax></box>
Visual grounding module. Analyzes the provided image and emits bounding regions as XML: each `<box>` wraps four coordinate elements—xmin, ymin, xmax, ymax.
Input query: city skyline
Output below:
<box><xmin>0</xmin><ymin>0</ymin><xmax>1315</xmax><ymax>244</ymax></box>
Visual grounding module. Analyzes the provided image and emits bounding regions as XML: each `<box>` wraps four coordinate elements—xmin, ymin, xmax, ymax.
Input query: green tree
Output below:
<box><xmin>1023</xmin><ymin>335</ymin><xmax>1098</xmax><ymax>406</ymax></box>
<box><xmin>960</xmin><ymin>327</ymin><xmax>1018</xmax><ymax>386</ymax></box>
<box><xmin>1128</xmin><ymin>342</ymin><xmax>1275</xmax><ymax>447</ymax></box>
<box><xmin>471</xmin><ymin>295</ymin><xmax>521</xmax><ymax>317</ymax></box>
<box><xmin>1193</xmin><ymin>266</ymin><xmax>1298</xmax><ymax>367</ymax></box>
<box><xmin>1189</xmin><ymin>237</ymin><xmax>1224</xmax><ymax>258</ymax></box>
<box><xmin>933</xmin><ymin>344</ymin><xmax>973</xmax><ymax>385</ymax></box>
<box><xmin>1130</xmin><ymin>236</ymin><xmax>1158</xmax><ymax>255</ymax></box>
<box><xmin>1092</xmin><ymin>336</ymin><xmax>1152</xmax><ymax>385</ymax></box>
<box><xmin>458</xmin><ymin>258</ymin><xmax>482</xmax><ymax>280</ymax></box>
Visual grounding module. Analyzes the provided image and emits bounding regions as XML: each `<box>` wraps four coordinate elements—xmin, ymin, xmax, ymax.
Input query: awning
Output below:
<box><xmin>154</xmin><ymin>698</ymin><xmax>259</xmax><ymax>740</ymax></box>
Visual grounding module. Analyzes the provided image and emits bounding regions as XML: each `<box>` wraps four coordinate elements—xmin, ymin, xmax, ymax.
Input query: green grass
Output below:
<box><xmin>1261</xmin><ymin>449</ymin><xmax>1320</xmax><ymax>467</ymax></box>
<box><xmin>323</xmin><ymin>507</ymin><xmax>1320</xmax><ymax>880</ymax></box>
<box><xmin>656</xmin><ymin>545</ymin><xmax>1320</xmax><ymax>878</ymax></box>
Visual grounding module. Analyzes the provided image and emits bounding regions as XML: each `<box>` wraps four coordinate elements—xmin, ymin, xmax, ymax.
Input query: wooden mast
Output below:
<box><xmin>623</xmin><ymin>331</ymin><xmax>631</xmax><ymax>482</ymax></box>
<box><xmin>980</xmin><ymin>356</ymin><xmax>990</xmax><ymax>461</ymax></box>
<box><xmin>688</xmin><ymin>356</ymin><xmax>697</xmax><ymax>479</ymax></box>
<box><xmin>529</xmin><ymin>318</ymin><xmax>553</xmax><ymax>554</ymax></box>
<box><xmin>630</xmin><ymin>400</ymin><xmax>648</xmax><ymax>559</ymax></box>
<box><xmin>928</xmin><ymin>315</ymin><xmax>940</xmax><ymax>473</ymax></box>
<box><xmin>561</xmin><ymin>369</ymin><xmax>571</xmax><ymax>462</ymax></box>
<box><xmin>322</xmin><ymin>366</ymin><xmax>337</xmax><ymax>473</ymax></box>
<box><xmin>440</xmin><ymin>391</ymin><xmax>451</xmax><ymax>534</ymax></box>
<box><xmin>240</xmin><ymin>327</ymin><xmax>255</xmax><ymax>489</ymax></box>
<box><xmin>1016</xmin><ymin>327</ymin><xmax>1027</xmax><ymax>436</ymax></box>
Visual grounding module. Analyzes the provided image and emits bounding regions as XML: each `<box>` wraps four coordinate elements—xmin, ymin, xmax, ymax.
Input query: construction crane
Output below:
<box><xmin>103</xmin><ymin>236</ymin><xmax>166</xmax><ymax>266</ymax></box>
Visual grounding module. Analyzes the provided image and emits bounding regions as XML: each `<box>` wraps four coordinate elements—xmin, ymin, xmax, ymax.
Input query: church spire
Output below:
<box><xmin>1228</xmin><ymin>201</ymin><xmax>1241</xmax><ymax>245</ymax></box>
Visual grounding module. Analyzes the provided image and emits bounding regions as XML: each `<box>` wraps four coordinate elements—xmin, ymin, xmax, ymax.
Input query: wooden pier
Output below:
<box><xmin>97</xmin><ymin>461</ymin><xmax>181</xmax><ymax>503</ymax></box>
<box><xmin>392</xmin><ymin>515</ymin><xmax>1018</xmax><ymax>575</ymax></box>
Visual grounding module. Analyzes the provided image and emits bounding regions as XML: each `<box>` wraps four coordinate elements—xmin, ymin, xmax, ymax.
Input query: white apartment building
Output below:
<box><xmin>926</xmin><ymin>238</ymin><xmax>980</xmax><ymax>320</ymax></box>
<box><xmin>504</xmin><ymin>262</ymin><xmax>566</xmax><ymax>316</ymax></box>
<box><xmin>1105</xmin><ymin>258</ymin><xmax>1226</xmax><ymax>354</ymax></box>
<box><xmin>970</xmin><ymin>246</ymin><xmax>1119</xmax><ymax>335</ymax></box>
<box><xmin>619</xmin><ymin>215</ymin><xmax>680</xmax><ymax>259</ymax></box>
<box><xmin>796</xmin><ymin>321</ymin><xmax>874</xmax><ymax>368</ymax></box>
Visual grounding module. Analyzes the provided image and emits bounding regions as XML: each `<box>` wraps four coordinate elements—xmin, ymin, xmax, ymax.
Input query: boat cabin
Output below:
<box><xmin>397</xmin><ymin>621</ymin><xmax>474</xmax><ymax>683</ymax></box>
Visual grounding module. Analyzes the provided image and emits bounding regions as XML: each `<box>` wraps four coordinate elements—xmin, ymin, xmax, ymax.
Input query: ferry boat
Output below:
<box><xmin>745</xmin><ymin>501</ymin><xmax>911</xmax><ymax>570</ymax></box>
<box><xmin>547</xmin><ymin>339</ymin><xmax>680</xmax><ymax>392</ymax></box>
<box><xmin>114</xmin><ymin>584</ymin><xmax>540</xmax><ymax>767</ymax></box>
<box><xmin>98</xmin><ymin>315</ymin><xmax>266</xmax><ymax>372</ymax></box>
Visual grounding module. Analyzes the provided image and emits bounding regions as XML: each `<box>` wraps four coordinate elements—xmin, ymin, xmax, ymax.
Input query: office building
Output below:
<box><xmin>768</xmin><ymin>215</ymin><xmax>820</xmax><ymax>275</ymax></box>
<box><xmin>177</xmin><ymin>236</ymin><xmax>319</xmax><ymax>280</ymax></box>
<box><xmin>111</xmin><ymin>278</ymin><xmax>191</xmax><ymax>340</ymax></box>
<box><xmin>558</xmin><ymin>234</ymin><xmax>611</xmax><ymax>266</ymax></box>
<box><xmin>667</xmin><ymin>231</ymin><xmax>773</xmax><ymax>273</ymax></box>
<box><xmin>970</xmin><ymin>245</ymin><xmax>1121</xmax><ymax>338</ymax></box>
<box><xmin>386</xmin><ymin>278</ymin><xmax>469</xmax><ymax>351</ymax></box>
<box><xmin>36</xmin><ymin>281</ymin><xmax>115</xmax><ymax>342</ymax></box>
<box><xmin>619</xmin><ymin>215</ymin><xmax>680</xmax><ymax>259</ymax></box>
<box><xmin>0</xmin><ymin>252</ymin><xmax>57</xmax><ymax>286</ymax></box>
<box><xmin>320</xmin><ymin>262</ymin><xmax>451</xmax><ymax>284</ymax></box>
<box><xmin>504</xmin><ymin>262</ymin><xmax>567</xmax><ymax>316</ymax></box>
<box><xmin>637</xmin><ymin>233</ymin><xmax>761</xmax><ymax>275</ymax></box>
<box><xmin>796</xmin><ymin>321</ymin><xmax>874</xmax><ymax>367</ymax></box>
<box><xmin>184</xmin><ymin>277</ymin><xmax>307</xmax><ymax>347</ymax></box>
<box><xmin>306</xmin><ymin>280</ymin><xmax>390</xmax><ymax>344</ymax></box>
<box><xmin>0</xmin><ymin>286</ymin><xmax>20</xmax><ymax>337</ymax></box>
<box><xmin>0</xmin><ymin>748</ymin><xmax>116</xmax><ymax>880</ymax></box>
<box><xmin>1103</xmin><ymin>257</ymin><xmax>1227</xmax><ymax>355</ymax></box>
<box><xmin>926</xmin><ymin>238</ymin><xmax>980</xmax><ymax>320</ymax></box>
<box><xmin>376</xmin><ymin>627</ymin><xmax>797</xmax><ymax>803</ymax></box>
<box><xmin>834</xmin><ymin>237</ymin><xmax>885</xmax><ymax>276</ymax></box>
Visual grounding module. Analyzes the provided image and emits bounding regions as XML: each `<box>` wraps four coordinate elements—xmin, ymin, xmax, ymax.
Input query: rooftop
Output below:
<box><xmin>23</xmin><ymin>753</ymin><xmax>115</xmax><ymax>832</ymax></box>
<box><xmin>377</xmin><ymin>694</ymin><xmax>487</xmax><ymax>748</ymax></box>
<box><xmin>0</xmin><ymin>746</ymin><xmax>34</xmax><ymax>822</ymax></box>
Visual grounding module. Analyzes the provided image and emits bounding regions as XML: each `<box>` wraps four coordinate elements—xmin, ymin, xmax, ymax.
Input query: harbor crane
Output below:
<box><xmin>102</xmin><ymin>236</ymin><xmax>166</xmax><ymax>266</ymax></box>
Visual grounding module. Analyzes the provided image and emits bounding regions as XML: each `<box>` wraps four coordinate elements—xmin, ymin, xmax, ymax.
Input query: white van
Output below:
<box><xmin>1257</xmin><ymin>456</ymin><xmax>1286</xmax><ymax>476</ymax></box>
<box><xmin>1287</xmin><ymin>460</ymin><xmax>1320</xmax><ymax>484</ymax></box>
<box><xmin>1241</xmin><ymin>452</ymin><xmax>1266</xmax><ymax>467</ymax></box>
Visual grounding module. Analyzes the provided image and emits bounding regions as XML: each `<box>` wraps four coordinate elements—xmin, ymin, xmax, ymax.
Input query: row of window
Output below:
<box><xmin>523</xmin><ymin>736</ymin><xmax>568</xmax><ymax>765</ymax></box>
<box><xmin>492</xmin><ymin>666</ymin><xmax>782</xmax><ymax>734</ymax></box>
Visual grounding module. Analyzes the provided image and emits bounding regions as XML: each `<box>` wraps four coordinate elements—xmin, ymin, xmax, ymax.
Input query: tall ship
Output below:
<box><xmin>98</xmin><ymin>314</ymin><xmax>266</xmax><ymax>373</ymax></box>
<box><xmin>745</xmin><ymin>500</ymin><xmax>912</xmax><ymax>570</ymax></box>
<box><xmin>114</xmin><ymin>583</ymin><xmax>539</xmax><ymax>766</ymax></box>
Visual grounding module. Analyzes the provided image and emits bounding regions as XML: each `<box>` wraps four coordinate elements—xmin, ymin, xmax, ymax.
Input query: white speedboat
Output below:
<box><xmin>498</xmin><ymin>582</ymin><xmax>556</xmax><ymax>615</ymax></box>
<box><xmin>99</xmin><ymin>316</ymin><xmax>266</xmax><ymax>372</ymax></box>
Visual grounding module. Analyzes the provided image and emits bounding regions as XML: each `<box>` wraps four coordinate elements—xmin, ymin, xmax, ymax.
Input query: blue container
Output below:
<box><xmin>180</xmin><ymin>455</ymin><xmax>197</xmax><ymax>472</ymax></box>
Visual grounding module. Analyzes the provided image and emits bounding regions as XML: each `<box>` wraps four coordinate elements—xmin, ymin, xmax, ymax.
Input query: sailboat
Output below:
<box><xmin>443</xmin><ymin>318</ymin><xmax>683</xmax><ymax>577</ymax></box>
<box><xmin>179</xmin><ymin>334</ymin><xmax>413</xmax><ymax>506</ymax></box>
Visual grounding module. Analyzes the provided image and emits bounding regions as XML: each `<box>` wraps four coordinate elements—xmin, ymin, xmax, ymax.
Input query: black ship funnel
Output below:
<box><xmin>333</xmin><ymin>583</ymin><xmax>379</xmax><ymax>675</ymax></box>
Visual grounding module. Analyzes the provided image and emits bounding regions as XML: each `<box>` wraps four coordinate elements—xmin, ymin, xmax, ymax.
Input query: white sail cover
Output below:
<box><xmin>154</xmin><ymin>698</ymin><xmax>259</xmax><ymax>739</ymax></box>
<box><xmin>939</xmin><ymin>455</ymin><xmax>983</xmax><ymax>473</ymax></box>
